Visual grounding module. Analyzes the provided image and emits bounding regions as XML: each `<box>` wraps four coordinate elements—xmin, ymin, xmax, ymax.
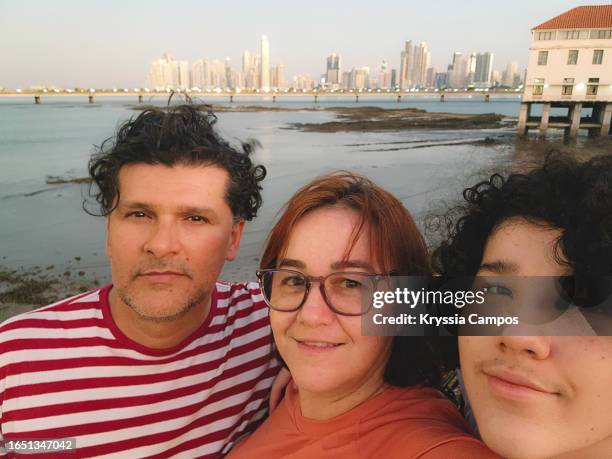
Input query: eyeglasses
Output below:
<box><xmin>256</xmin><ymin>268</ymin><xmax>387</xmax><ymax>316</ymax></box>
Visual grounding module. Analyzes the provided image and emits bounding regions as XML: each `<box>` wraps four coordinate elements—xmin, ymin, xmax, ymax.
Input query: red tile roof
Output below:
<box><xmin>533</xmin><ymin>5</ymin><xmax>612</xmax><ymax>30</ymax></box>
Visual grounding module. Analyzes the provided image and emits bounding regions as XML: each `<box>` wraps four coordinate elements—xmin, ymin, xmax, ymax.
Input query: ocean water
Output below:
<box><xmin>0</xmin><ymin>96</ymin><xmax>520</xmax><ymax>283</ymax></box>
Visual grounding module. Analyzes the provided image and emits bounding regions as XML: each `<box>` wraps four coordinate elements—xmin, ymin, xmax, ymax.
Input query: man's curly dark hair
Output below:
<box><xmin>432</xmin><ymin>152</ymin><xmax>612</xmax><ymax>278</ymax></box>
<box><xmin>85</xmin><ymin>104</ymin><xmax>266</xmax><ymax>220</ymax></box>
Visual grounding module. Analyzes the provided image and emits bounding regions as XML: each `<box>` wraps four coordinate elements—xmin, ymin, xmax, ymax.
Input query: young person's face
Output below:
<box><xmin>106</xmin><ymin>163</ymin><xmax>244</xmax><ymax>320</ymax></box>
<box><xmin>459</xmin><ymin>219</ymin><xmax>612</xmax><ymax>459</ymax></box>
<box><xmin>269</xmin><ymin>206</ymin><xmax>392</xmax><ymax>397</ymax></box>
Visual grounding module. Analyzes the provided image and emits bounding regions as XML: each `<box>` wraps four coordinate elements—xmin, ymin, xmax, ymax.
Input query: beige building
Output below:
<box><xmin>519</xmin><ymin>5</ymin><xmax>612</xmax><ymax>138</ymax></box>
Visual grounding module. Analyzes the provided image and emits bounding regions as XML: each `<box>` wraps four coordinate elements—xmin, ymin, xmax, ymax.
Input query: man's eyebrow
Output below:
<box><xmin>331</xmin><ymin>260</ymin><xmax>375</xmax><ymax>271</ymax></box>
<box><xmin>116</xmin><ymin>201</ymin><xmax>217</xmax><ymax>215</ymax></box>
<box><xmin>278</xmin><ymin>258</ymin><xmax>306</xmax><ymax>269</ymax></box>
<box><xmin>175</xmin><ymin>205</ymin><xmax>218</xmax><ymax>215</ymax></box>
<box><xmin>117</xmin><ymin>201</ymin><xmax>154</xmax><ymax>211</ymax></box>
<box><xmin>478</xmin><ymin>260</ymin><xmax>520</xmax><ymax>275</ymax></box>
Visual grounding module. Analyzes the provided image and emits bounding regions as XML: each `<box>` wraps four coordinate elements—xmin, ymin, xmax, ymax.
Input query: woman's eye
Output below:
<box><xmin>281</xmin><ymin>276</ymin><xmax>306</xmax><ymax>287</ymax></box>
<box><xmin>486</xmin><ymin>285</ymin><xmax>513</xmax><ymax>297</ymax></box>
<box><xmin>341</xmin><ymin>278</ymin><xmax>362</xmax><ymax>289</ymax></box>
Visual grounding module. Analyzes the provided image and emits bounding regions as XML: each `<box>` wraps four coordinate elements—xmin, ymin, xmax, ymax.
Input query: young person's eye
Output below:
<box><xmin>486</xmin><ymin>284</ymin><xmax>513</xmax><ymax>297</ymax></box>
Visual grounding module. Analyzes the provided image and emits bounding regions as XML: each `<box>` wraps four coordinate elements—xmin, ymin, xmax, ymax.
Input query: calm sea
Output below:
<box><xmin>0</xmin><ymin>95</ymin><xmax>521</xmax><ymax>283</ymax></box>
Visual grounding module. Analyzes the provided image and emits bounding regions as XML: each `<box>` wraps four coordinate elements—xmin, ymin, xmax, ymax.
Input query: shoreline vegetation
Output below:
<box><xmin>133</xmin><ymin>104</ymin><xmax>509</xmax><ymax>132</ymax></box>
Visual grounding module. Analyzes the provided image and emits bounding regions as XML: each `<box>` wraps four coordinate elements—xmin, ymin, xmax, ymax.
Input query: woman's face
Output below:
<box><xmin>459</xmin><ymin>219</ymin><xmax>612</xmax><ymax>459</ymax></box>
<box><xmin>270</xmin><ymin>206</ymin><xmax>392</xmax><ymax>397</ymax></box>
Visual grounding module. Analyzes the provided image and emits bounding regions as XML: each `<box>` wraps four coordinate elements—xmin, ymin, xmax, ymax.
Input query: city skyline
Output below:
<box><xmin>0</xmin><ymin>0</ymin><xmax>606</xmax><ymax>88</ymax></box>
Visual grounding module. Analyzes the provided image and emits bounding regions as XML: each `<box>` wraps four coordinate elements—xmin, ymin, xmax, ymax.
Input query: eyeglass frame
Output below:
<box><xmin>255</xmin><ymin>268</ymin><xmax>389</xmax><ymax>316</ymax></box>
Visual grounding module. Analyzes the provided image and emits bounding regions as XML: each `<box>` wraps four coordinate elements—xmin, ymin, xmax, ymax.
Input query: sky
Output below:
<box><xmin>0</xmin><ymin>0</ymin><xmax>606</xmax><ymax>88</ymax></box>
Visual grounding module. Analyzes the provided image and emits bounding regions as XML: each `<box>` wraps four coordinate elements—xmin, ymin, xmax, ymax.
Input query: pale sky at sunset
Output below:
<box><xmin>0</xmin><ymin>0</ymin><xmax>606</xmax><ymax>88</ymax></box>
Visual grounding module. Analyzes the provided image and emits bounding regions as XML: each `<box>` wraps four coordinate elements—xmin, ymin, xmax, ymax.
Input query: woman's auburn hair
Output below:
<box><xmin>259</xmin><ymin>171</ymin><xmax>446</xmax><ymax>388</ymax></box>
<box><xmin>260</xmin><ymin>171</ymin><xmax>429</xmax><ymax>276</ymax></box>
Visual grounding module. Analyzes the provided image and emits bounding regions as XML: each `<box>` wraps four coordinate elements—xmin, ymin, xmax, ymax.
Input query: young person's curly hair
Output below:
<box><xmin>85</xmin><ymin>104</ymin><xmax>266</xmax><ymax>220</ymax></box>
<box><xmin>432</xmin><ymin>152</ymin><xmax>612</xmax><ymax>278</ymax></box>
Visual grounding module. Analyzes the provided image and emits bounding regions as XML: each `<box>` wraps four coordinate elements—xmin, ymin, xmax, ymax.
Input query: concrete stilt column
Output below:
<box><xmin>601</xmin><ymin>103</ymin><xmax>612</xmax><ymax>136</ymax></box>
<box><xmin>567</xmin><ymin>103</ymin><xmax>582</xmax><ymax>139</ymax></box>
<box><xmin>517</xmin><ymin>102</ymin><xmax>530</xmax><ymax>136</ymax></box>
<box><xmin>539</xmin><ymin>103</ymin><xmax>551</xmax><ymax>138</ymax></box>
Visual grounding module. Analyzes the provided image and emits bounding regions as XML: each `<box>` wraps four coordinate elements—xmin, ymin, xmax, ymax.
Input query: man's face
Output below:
<box><xmin>459</xmin><ymin>219</ymin><xmax>612</xmax><ymax>459</ymax></box>
<box><xmin>106</xmin><ymin>163</ymin><xmax>244</xmax><ymax>320</ymax></box>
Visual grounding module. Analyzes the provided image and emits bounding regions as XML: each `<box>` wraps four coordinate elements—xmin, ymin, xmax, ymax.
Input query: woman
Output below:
<box><xmin>228</xmin><ymin>172</ymin><xmax>497</xmax><ymax>458</ymax></box>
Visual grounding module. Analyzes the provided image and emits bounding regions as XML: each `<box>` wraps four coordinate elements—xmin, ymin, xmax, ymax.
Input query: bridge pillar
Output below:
<box><xmin>397</xmin><ymin>94</ymin><xmax>401</xmax><ymax>103</ymax></box>
<box><xmin>485</xmin><ymin>93</ymin><xmax>490</xmax><ymax>102</ymax></box>
<box><xmin>138</xmin><ymin>94</ymin><xmax>143</xmax><ymax>103</ymax></box>
<box><xmin>601</xmin><ymin>103</ymin><xmax>612</xmax><ymax>136</ymax></box>
<box><xmin>314</xmin><ymin>95</ymin><xmax>318</xmax><ymax>103</ymax></box>
<box><xmin>88</xmin><ymin>95</ymin><xmax>94</xmax><ymax>104</ymax></box>
<box><xmin>355</xmin><ymin>95</ymin><xmax>359</xmax><ymax>103</ymax></box>
<box><xmin>517</xmin><ymin>102</ymin><xmax>530</xmax><ymax>136</ymax></box>
<box><xmin>565</xmin><ymin>103</ymin><xmax>582</xmax><ymax>140</ymax></box>
<box><xmin>273</xmin><ymin>95</ymin><xmax>276</xmax><ymax>103</ymax></box>
<box><xmin>34</xmin><ymin>95</ymin><xmax>41</xmax><ymax>104</ymax></box>
<box><xmin>538</xmin><ymin>102</ymin><xmax>551</xmax><ymax>138</ymax></box>
<box><xmin>440</xmin><ymin>93</ymin><xmax>445</xmax><ymax>102</ymax></box>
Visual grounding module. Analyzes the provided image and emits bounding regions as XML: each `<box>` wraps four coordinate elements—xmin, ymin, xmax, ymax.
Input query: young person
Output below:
<box><xmin>0</xmin><ymin>105</ymin><xmax>279</xmax><ymax>457</ymax></box>
<box><xmin>229</xmin><ymin>172</ymin><xmax>497</xmax><ymax>458</ymax></box>
<box><xmin>432</xmin><ymin>153</ymin><xmax>612</xmax><ymax>458</ymax></box>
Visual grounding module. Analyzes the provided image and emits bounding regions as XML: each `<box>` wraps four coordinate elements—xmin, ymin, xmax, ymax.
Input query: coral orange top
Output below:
<box><xmin>227</xmin><ymin>382</ymin><xmax>498</xmax><ymax>458</ymax></box>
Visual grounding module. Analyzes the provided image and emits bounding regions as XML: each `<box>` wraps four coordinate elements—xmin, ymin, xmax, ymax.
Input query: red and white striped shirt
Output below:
<box><xmin>0</xmin><ymin>282</ymin><xmax>279</xmax><ymax>458</ymax></box>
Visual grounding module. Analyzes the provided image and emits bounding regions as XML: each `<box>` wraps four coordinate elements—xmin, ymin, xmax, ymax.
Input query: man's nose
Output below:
<box><xmin>143</xmin><ymin>219</ymin><xmax>182</xmax><ymax>257</ymax></box>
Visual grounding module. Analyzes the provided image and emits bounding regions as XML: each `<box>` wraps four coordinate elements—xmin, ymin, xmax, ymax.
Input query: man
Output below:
<box><xmin>432</xmin><ymin>153</ymin><xmax>612</xmax><ymax>458</ymax></box>
<box><xmin>0</xmin><ymin>105</ymin><xmax>279</xmax><ymax>457</ymax></box>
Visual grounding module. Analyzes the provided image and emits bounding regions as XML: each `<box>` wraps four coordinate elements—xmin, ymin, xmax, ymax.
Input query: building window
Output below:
<box><xmin>587</xmin><ymin>78</ymin><xmax>599</xmax><ymax>96</ymax></box>
<box><xmin>533</xmin><ymin>78</ymin><xmax>545</xmax><ymax>95</ymax></box>
<box><xmin>567</xmin><ymin>50</ymin><xmax>579</xmax><ymax>65</ymax></box>
<box><xmin>536</xmin><ymin>31</ymin><xmax>554</xmax><ymax>40</ymax></box>
<box><xmin>593</xmin><ymin>50</ymin><xmax>604</xmax><ymax>65</ymax></box>
<box><xmin>562</xmin><ymin>78</ymin><xmax>574</xmax><ymax>95</ymax></box>
<box><xmin>559</xmin><ymin>30</ymin><xmax>581</xmax><ymax>39</ymax></box>
<box><xmin>538</xmin><ymin>51</ymin><xmax>548</xmax><ymax>65</ymax></box>
<box><xmin>590</xmin><ymin>29</ymin><xmax>612</xmax><ymax>39</ymax></box>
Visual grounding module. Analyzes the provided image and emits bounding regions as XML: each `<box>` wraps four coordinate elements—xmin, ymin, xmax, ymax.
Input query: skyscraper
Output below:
<box><xmin>191</xmin><ymin>59</ymin><xmax>210</xmax><ymax>89</ymax></box>
<box><xmin>399</xmin><ymin>41</ymin><xmax>412</xmax><ymax>90</ymax></box>
<box><xmin>378</xmin><ymin>60</ymin><xmax>392</xmax><ymax>89</ymax></box>
<box><xmin>502</xmin><ymin>61</ymin><xmax>518</xmax><ymax>87</ymax></box>
<box><xmin>260</xmin><ymin>35</ymin><xmax>270</xmax><ymax>91</ymax></box>
<box><xmin>411</xmin><ymin>42</ymin><xmax>431</xmax><ymax>88</ymax></box>
<box><xmin>147</xmin><ymin>53</ymin><xmax>183</xmax><ymax>90</ymax></box>
<box><xmin>473</xmin><ymin>52</ymin><xmax>494</xmax><ymax>87</ymax></box>
<box><xmin>326</xmin><ymin>53</ymin><xmax>341</xmax><ymax>86</ymax></box>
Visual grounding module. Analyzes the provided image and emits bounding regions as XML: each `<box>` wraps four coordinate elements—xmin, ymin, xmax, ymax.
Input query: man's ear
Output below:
<box><xmin>226</xmin><ymin>220</ymin><xmax>245</xmax><ymax>261</ymax></box>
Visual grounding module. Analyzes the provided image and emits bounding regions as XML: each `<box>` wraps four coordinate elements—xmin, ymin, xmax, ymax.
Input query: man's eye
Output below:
<box><xmin>126</xmin><ymin>211</ymin><xmax>147</xmax><ymax>218</ymax></box>
<box><xmin>187</xmin><ymin>215</ymin><xmax>209</xmax><ymax>223</ymax></box>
